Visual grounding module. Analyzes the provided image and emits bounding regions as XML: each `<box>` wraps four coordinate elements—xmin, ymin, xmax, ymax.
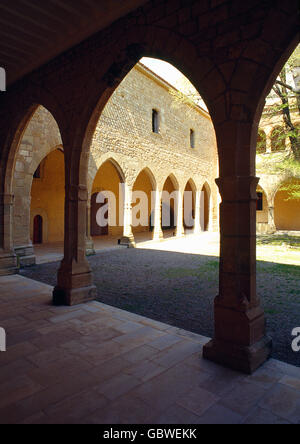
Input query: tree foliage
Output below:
<box><xmin>257</xmin><ymin>44</ymin><xmax>300</xmax><ymax>200</ymax></box>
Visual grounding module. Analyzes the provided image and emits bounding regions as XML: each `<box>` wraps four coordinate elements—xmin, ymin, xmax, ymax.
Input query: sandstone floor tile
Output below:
<box><xmin>27</xmin><ymin>346</ymin><xmax>73</xmax><ymax>367</ymax></box>
<box><xmin>84</xmin><ymin>395</ymin><xmax>158</xmax><ymax>424</ymax></box>
<box><xmin>264</xmin><ymin>359</ymin><xmax>300</xmax><ymax>379</ymax></box>
<box><xmin>151</xmin><ymin>340</ymin><xmax>200</xmax><ymax>368</ymax></box>
<box><xmin>177</xmin><ymin>386</ymin><xmax>219</xmax><ymax>417</ymax></box>
<box><xmin>152</xmin><ymin>403</ymin><xmax>202</xmax><ymax>424</ymax></box>
<box><xmin>27</xmin><ymin>356</ymin><xmax>93</xmax><ymax>387</ymax></box>
<box><xmin>148</xmin><ymin>334</ymin><xmax>183</xmax><ymax>351</ymax></box>
<box><xmin>0</xmin><ymin>341</ymin><xmax>40</xmax><ymax>365</ymax></box>
<box><xmin>0</xmin><ymin>375</ymin><xmax>43</xmax><ymax>409</ymax></box>
<box><xmin>120</xmin><ymin>344</ymin><xmax>158</xmax><ymax>363</ymax></box>
<box><xmin>88</xmin><ymin>356</ymin><xmax>132</xmax><ymax>383</ymax></box>
<box><xmin>259</xmin><ymin>383</ymin><xmax>300</xmax><ymax>424</ymax></box>
<box><xmin>114</xmin><ymin>325</ymin><xmax>165</xmax><ymax>344</ymax></box>
<box><xmin>243</xmin><ymin>406</ymin><xmax>291</xmax><ymax>425</ymax></box>
<box><xmin>220</xmin><ymin>381</ymin><xmax>267</xmax><ymax>416</ymax></box>
<box><xmin>49</xmin><ymin>310</ymin><xmax>86</xmax><ymax>323</ymax></box>
<box><xmin>124</xmin><ymin>359</ymin><xmax>166</xmax><ymax>382</ymax></box>
<box><xmin>95</xmin><ymin>373</ymin><xmax>142</xmax><ymax>401</ymax></box>
<box><xmin>242</xmin><ymin>366</ymin><xmax>283</xmax><ymax>390</ymax></box>
<box><xmin>44</xmin><ymin>389</ymin><xmax>108</xmax><ymax>424</ymax></box>
<box><xmin>132</xmin><ymin>363</ymin><xmax>201</xmax><ymax>412</ymax></box>
<box><xmin>279</xmin><ymin>375</ymin><xmax>300</xmax><ymax>391</ymax></box>
<box><xmin>3</xmin><ymin>372</ymin><xmax>99</xmax><ymax>423</ymax></box>
<box><xmin>197</xmin><ymin>403</ymin><xmax>243</xmax><ymax>424</ymax></box>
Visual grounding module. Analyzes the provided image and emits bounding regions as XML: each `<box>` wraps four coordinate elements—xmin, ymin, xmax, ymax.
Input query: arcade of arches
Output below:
<box><xmin>0</xmin><ymin>0</ymin><xmax>299</xmax><ymax>375</ymax></box>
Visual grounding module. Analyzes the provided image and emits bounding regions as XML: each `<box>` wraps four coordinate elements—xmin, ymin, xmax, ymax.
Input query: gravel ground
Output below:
<box><xmin>21</xmin><ymin>247</ymin><xmax>300</xmax><ymax>368</ymax></box>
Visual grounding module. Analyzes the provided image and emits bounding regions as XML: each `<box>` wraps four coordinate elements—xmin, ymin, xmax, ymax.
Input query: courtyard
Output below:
<box><xmin>21</xmin><ymin>233</ymin><xmax>300</xmax><ymax>368</ymax></box>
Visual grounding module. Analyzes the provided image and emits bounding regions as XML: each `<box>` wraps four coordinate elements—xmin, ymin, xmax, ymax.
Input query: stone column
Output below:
<box><xmin>120</xmin><ymin>183</ymin><xmax>135</xmax><ymax>248</ymax></box>
<box><xmin>0</xmin><ymin>193</ymin><xmax>18</xmax><ymax>275</ymax></box>
<box><xmin>193</xmin><ymin>190</ymin><xmax>202</xmax><ymax>235</ymax></box>
<box><xmin>13</xmin><ymin>185</ymin><xmax>36</xmax><ymax>267</ymax></box>
<box><xmin>85</xmin><ymin>200</ymin><xmax>95</xmax><ymax>256</ymax></box>
<box><xmin>152</xmin><ymin>189</ymin><xmax>163</xmax><ymax>241</ymax></box>
<box><xmin>53</xmin><ymin>183</ymin><xmax>97</xmax><ymax>306</ymax></box>
<box><xmin>203</xmin><ymin>176</ymin><xmax>272</xmax><ymax>374</ymax></box>
<box><xmin>267</xmin><ymin>201</ymin><xmax>276</xmax><ymax>233</ymax></box>
<box><xmin>175</xmin><ymin>190</ymin><xmax>184</xmax><ymax>237</ymax></box>
<box><xmin>266</xmin><ymin>133</ymin><xmax>272</xmax><ymax>153</ymax></box>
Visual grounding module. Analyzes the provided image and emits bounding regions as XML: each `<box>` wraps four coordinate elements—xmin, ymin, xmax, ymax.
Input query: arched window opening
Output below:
<box><xmin>190</xmin><ymin>129</ymin><xmax>195</xmax><ymax>148</ymax></box>
<box><xmin>152</xmin><ymin>109</ymin><xmax>159</xmax><ymax>133</ymax></box>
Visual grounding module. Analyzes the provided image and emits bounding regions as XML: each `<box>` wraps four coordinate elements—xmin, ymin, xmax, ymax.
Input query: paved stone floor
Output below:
<box><xmin>0</xmin><ymin>275</ymin><xmax>299</xmax><ymax>424</ymax></box>
<box><xmin>23</xmin><ymin>233</ymin><xmax>300</xmax><ymax>367</ymax></box>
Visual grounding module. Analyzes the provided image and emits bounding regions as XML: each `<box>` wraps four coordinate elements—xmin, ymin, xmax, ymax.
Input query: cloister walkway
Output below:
<box><xmin>34</xmin><ymin>231</ymin><xmax>216</xmax><ymax>265</ymax></box>
<box><xmin>0</xmin><ymin>274</ymin><xmax>299</xmax><ymax>424</ymax></box>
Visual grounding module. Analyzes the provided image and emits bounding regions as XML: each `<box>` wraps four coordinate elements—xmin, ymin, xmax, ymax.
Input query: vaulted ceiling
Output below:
<box><xmin>0</xmin><ymin>0</ymin><xmax>148</xmax><ymax>87</ymax></box>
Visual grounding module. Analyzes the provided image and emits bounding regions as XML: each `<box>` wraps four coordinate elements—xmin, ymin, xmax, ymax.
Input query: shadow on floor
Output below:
<box><xmin>21</xmin><ymin>248</ymin><xmax>300</xmax><ymax>368</ymax></box>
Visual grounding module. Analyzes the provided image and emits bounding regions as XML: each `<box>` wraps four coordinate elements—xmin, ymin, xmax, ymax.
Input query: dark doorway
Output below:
<box><xmin>91</xmin><ymin>192</ymin><xmax>109</xmax><ymax>236</ymax></box>
<box><xmin>33</xmin><ymin>215</ymin><xmax>43</xmax><ymax>244</ymax></box>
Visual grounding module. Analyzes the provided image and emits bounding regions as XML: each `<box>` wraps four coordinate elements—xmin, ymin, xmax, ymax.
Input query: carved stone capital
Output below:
<box><xmin>69</xmin><ymin>184</ymin><xmax>88</xmax><ymax>202</ymax></box>
<box><xmin>216</xmin><ymin>176</ymin><xmax>259</xmax><ymax>202</ymax></box>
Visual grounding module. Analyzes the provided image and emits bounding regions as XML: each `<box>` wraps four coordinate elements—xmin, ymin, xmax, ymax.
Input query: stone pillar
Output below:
<box><xmin>266</xmin><ymin>133</ymin><xmax>272</xmax><ymax>153</ymax></box>
<box><xmin>13</xmin><ymin>189</ymin><xmax>36</xmax><ymax>267</ymax></box>
<box><xmin>175</xmin><ymin>190</ymin><xmax>184</xmax><ymax>237</ymax></box>
<box><xmin>0</xmin><ymin>193</ymin><xmax>18</xmax><ymax>275</ymax></box>
<box><xmin>193</xmin><ymin>190</ymin><xmax>202</xmax><ymax>235</ymax></box>
<box><xmin>85</xmin><ymin>200</ymin><xmax>95</xmax><ymax>256</ymax></box>
<box><xmin>152</xmin><ymin>189</ymin><xmax>163</xmax><ymax>241</ymax></box>
<box><xmin>53</xmin><ymin>183</ymin><xmax>97</xmax><ymax>306</ymax></box>
<box><xmin>120</xmin><ymin>183</ymin><xmax>135</xmax><ymax>248</ymax></box>
<box><xmin>203</xmin><ymin>176</ymin><xmax>272</xmax><ymax>374</ymax></box>
<box><xmin>267</xmin><ymin>206</ymin><xmax>276</xmax><ymax>233</ymax></box>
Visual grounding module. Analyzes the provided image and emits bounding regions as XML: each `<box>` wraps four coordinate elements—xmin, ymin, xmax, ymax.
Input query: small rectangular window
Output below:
<box><xmin>190</xmin><ymin>129</ymin><xmax>195</xmax><ymax>148</ymax></box>
<box><xmin>256</xmin><ymin>192</ymin><xmax>263</xmax><ymax>211</ymax></box>
<box><xmin>152</xmin><ymin>109</ymin><xmax>159</xmax><ymax>133</ymax></box>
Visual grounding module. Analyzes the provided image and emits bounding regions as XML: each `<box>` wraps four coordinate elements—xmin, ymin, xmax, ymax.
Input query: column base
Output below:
<box><xmin>119</xmin><ymin>235</ymin><xmax>136</xmax><ymax>248</ymax></box>
<box><xmin>203</xmin><ymin>335</ymin><xmax>272</xmax><ymax>374</ymax></box>
<box><xmin>85</xmin><ymin>239</ymin><xmax>95</xmax><ymax>256</ymax></box>
<box><xmin>152</xmin><ymin>230</ymin><xmax>164</xmax><ymax>242</ymax></box>
<box><xmin>14</xmin><ymin>245</ymin><xmax>36</xmax><ymax>267</ymax></box>
<box><xmin>0</xmin><ymin>251</ymin><xmax>19</xmax><ymax>276</ymax></box>
<box><xmin>53</xmin><ymin>284</ymin><xmax>97</xmax><ymax>306</ymax></box>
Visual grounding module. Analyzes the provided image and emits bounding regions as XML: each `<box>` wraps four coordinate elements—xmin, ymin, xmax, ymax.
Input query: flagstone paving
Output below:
<box><xmin>0</xmin><ymin>275</ymin><xmax>299</xmax><ymax>424</ymax></box>
<box><xmin>22</xmin><ymin>233</ymin><xmax>300</xmax><ymax>367</ymax></box>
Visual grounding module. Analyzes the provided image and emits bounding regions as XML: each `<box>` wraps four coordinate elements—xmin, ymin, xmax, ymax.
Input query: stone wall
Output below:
<box><xmin>88</xmin><ymin>63</ymin><xmax>219</xmax><ymax>227</ymax></box>
<box><xmin>12</xmin><ymin>63</ymin><xmax>219</xmax><ymax>264</ymax></box>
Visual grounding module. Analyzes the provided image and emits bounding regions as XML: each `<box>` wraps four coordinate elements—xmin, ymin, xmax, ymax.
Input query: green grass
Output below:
<box><xmin>257</xmin><ymin>235</ymin><xmax>300</xmax><ymax>249</ymax></box>
<box><xmin>257</xmin><ymin>261</ymin><xmax>300</xmax><ymax>279</ymax></box>
<box><xmin>162</xmin><ymin>260</ymin><xmax>219</xmax><ymax>280</ymax></box>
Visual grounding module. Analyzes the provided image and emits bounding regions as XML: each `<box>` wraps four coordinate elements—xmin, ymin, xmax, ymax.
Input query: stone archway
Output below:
<box><xmin>132</xmin><ymin>167</ymin><xmax>156</xmax><ymax>240</ymax></box>
<box><xmin>30</xmin><ymin>149</ymin><xmax>65</xmax><ymax>244</ymax></box>
<box><xmin>11</xmin><ymin>106</ymin><xmax>63</xmax><ymax>266</ymax></box>
<box><xmin>183</xmin><ymin>179</ymin><xmax>196</xmax><ymax>233</ymax></box>
<box><xmin>161</xmin><ymin>174</ymin><xmax>179</xmax><ymax>238</ymax></box>
<box><xmin>274</xmin><ymin>180</ymin><xmax>300</xmax><ymax>231</ymax></box>
<box><xmin>91</xmin><ymin>159</ymin><xmax>125</xmax><ymax>240</ymax></box>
